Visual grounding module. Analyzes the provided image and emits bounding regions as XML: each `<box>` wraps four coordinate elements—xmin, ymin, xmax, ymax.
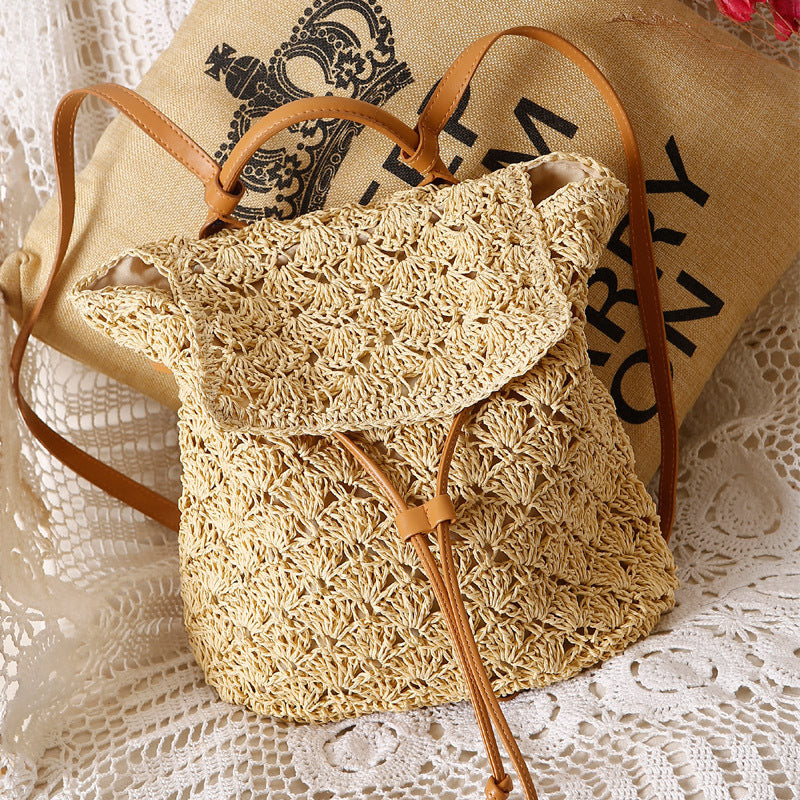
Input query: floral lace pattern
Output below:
<box><xmin>0</xmin><ymin>2</ymin><xmax>798</xmax><ymax>799</ymax></box>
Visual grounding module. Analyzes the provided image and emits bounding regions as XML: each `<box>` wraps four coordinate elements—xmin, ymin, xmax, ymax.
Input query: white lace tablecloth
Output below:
<box><xmin>1</xmin><ymin>2</ymin><xmax>798</xmax><ymax>798</ymax></box>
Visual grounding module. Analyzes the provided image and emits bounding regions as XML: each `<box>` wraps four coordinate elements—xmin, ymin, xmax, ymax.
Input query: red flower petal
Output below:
<box><xmin>714</xmin><ymin>0</ymin><xmax>759</xmax><ymax>22</ymax></box>
<box><xmin>768</xmin><ymin>0</ymin><xmax>800</xmax><ymax>39</ymax></box>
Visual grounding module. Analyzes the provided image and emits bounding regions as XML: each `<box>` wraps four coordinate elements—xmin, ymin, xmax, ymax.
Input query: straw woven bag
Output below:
<box><xmin>12</xmin><ymin>28</ymin><xmax>680</xmax><ymax>799</ymax></box>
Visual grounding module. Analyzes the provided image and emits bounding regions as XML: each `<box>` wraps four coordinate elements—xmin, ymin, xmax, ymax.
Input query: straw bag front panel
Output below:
<box><xmin>75</xmin><ymin>154</ymin><xmax>677</xmax><ymax>722</ymax></box>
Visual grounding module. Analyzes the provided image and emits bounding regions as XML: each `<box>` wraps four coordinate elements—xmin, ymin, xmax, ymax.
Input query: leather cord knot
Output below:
<box><xmin>485</xmin><ymin>774</ymin><xmax>514</xmax><ymax>800</ymax></box>
<box><xmin>203</xmin><ymin>174</ymin><xmax>244</xmax><ymax>221</ymax></box>
<box><xmin>395</xmin><ymin>493</ymin><xmax>456</xmax><ymax>541</ymax></box>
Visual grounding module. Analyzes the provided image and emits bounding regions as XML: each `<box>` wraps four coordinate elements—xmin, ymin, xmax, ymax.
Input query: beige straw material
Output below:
<box><xmin>74</xmin><ymin>155</ymin><xmax>677</xmax><ymax>722</ymax></box>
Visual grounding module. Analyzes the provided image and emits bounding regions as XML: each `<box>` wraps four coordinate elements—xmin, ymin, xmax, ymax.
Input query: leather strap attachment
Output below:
<box><xmin>203</xmin><ymin>176</ymin><xmax>245</xmax><ymax>220</ymax></box>
<box><xmin>395</xmin><ymin>494</ymin><xmax>456</xmax><ymax>541</ymax></box>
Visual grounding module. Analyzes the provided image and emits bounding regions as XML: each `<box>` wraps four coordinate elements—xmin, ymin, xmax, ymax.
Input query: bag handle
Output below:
<box><xmin>406</xmin><ymin>26</ymin><xmax>678</xmax><ymax>540</ymax></box>
<box><xmin>199</xmin><ymin>95</ymin><xmax>456</xmax><ymax>236</ymax></box>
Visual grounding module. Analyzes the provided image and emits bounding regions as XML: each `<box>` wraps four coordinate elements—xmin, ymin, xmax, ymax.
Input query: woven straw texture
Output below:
<box><xmin>74</xmin><ymin>153</ymin><xmax>677</xmax><ymax>723</ymax></box>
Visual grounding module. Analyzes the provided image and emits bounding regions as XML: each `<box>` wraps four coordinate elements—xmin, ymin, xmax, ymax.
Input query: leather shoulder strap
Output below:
<box><xmin>6</xmin><ymin>84</ymin><xmax>236</xmax><ymax>532</ymax></box>
<box><xmin>405</xmin><ymin>27</ymin><xmax>678</xmax><ymax>540</ymax></box>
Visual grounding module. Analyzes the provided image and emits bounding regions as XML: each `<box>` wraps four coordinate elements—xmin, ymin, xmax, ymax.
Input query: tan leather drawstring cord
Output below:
<box><xmin>333</xmin><ymin>411</ymin><xmax>538</xmax><ymax>800</ymax></box>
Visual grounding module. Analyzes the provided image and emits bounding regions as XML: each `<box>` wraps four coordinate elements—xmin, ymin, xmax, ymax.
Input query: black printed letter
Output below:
<box><xmin>645</xmin><ymin>136</ymin><xmax>709</xmax><ymax>207</ymax></box>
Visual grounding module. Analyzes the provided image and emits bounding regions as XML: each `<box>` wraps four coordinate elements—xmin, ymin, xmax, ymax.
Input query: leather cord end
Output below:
<box><xmin>485</xmin><ymin>773</ymin><xmax>514</xmax><ymax>800</ymax></box>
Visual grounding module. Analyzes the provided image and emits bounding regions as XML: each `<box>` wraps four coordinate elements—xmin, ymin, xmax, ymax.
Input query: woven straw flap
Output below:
<box><xmin>76</xmin><ymin>155</ymin><xmax>626</xmax><ymax>436</ymax></box>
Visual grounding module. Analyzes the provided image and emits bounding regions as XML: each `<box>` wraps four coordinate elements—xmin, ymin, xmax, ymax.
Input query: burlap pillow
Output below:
<box><xmin>2</xmin><ymin>0</ymin><xmax>798</xmax><ymax>482</ymax></box>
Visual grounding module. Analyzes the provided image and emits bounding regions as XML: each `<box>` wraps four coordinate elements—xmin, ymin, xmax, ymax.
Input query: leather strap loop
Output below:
<box><xmin>425</xmin><ymin>494</ymin><xmax>457</xmax><ymax>529</ymax></box>
<box><xmin>395</xmin><ymin>493</ymin><xmax>456</xmax><ymax>541</ymax></box>
<box><xmin>203</xmin><ymin>176</ymin><xmax>245</xmax><ymax>220</ymax></box>
<box><xmin>199</xmin><ymin>96</ymin><xmax>458</xmax><ymax>237</ymax></box>
<box><xmin>398</xmin><ymin>123</ymin><xmax>441</xmax><ymax>177</ymax></box>
<box><xmin>396</xmin><ymin>506</ymin><xmax>433</xmax><ymax>541</ymax></box>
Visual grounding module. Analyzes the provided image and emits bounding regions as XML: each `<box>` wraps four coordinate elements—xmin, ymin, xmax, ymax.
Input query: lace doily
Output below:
<box><xmin>1</xmin><ymin>2</ymin><xmax>798</xmax><ymax>799</ymax></box>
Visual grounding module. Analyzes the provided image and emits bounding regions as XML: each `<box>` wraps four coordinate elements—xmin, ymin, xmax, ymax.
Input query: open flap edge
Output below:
<box><xmin>86</xmin><ymin>156</ymin><xmax>605</xmax><ymax>293</ymax></box>
<box><xmin>75</xmin><ymin>154</ymin><xmax>620</xmax><ymax>437</ymax></box>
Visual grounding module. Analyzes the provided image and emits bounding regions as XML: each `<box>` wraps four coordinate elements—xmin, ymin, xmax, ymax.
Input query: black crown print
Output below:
<box><xmin>205</xmin><ymin>0</ymin><xmax>413</xmax><ymax>221</ymax></box>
